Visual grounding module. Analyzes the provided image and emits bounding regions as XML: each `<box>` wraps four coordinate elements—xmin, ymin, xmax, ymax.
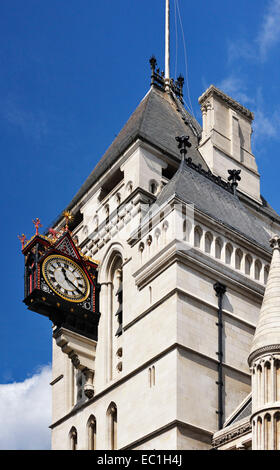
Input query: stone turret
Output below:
<box><xmin>248</xmin><ymin>235</ymin><xmax>280</xmax><ymax>450</ymax></box>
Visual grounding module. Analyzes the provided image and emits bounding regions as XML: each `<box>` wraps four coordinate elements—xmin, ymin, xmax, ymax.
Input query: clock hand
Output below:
<box><xmin>61</xmin><ymin>267</ymin><xmax>84</xmax><ymax>296</ymax></box>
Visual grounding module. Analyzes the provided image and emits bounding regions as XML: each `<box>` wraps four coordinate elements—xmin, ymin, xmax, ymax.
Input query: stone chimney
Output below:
<box><xmin>198</xmin><ymin>85</ymin><xmax>261</xmax><ymax>203</ymax></box>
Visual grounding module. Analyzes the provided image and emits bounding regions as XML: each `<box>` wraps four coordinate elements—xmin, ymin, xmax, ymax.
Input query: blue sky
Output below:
<box><xmin>1</xmin><ymin>0</ymin><xmax>280</xmax><ymax>449</ymax></box>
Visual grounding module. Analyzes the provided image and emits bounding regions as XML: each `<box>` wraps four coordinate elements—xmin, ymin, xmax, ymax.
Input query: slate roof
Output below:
<box><xmin>152</xmin><ymin>159</ymin><xmax>271</xmax><ymax>251</ymax></box>
<box><xmin>53</xmin><ymin>86</ymin><xmax>207</xmax><ymax>227</ymax></box>
<box><xmin>224</xmin><ymin>394</ymin><xmax>252</xmax><ymax>427</ymax></box>
<box><xmin>51</xmin><ymin>84</ymin><xmax>279</xmax><ymax>240</ymax></box>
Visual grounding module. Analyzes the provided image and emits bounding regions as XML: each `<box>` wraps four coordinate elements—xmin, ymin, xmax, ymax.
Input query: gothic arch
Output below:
<box><xmin>98</xmin><ymin>242</ymin><xmax>125</xmax><ymax>284</ymax></box>
<box><xmin>215</xmin><ymin>237</ymin><xmax>223</xmax><ymax>259</ymax></box>
<box><xmin>98</xmin><ymin>243</ymin><xmax>124</xmax><ymax>381</ymax></box>
<box><xmin>69</xmin><ymin>426</ymin><xmax>78</xmax><ymax>451</ymax></box>
<box><xmin>245</xmin><ymin>254</ymin><xmax>253</xmax><ymax>276</ymax></box>
<box><xmin>225</xmin><ymin>243</ymin><xmax>233</xmax><ymax>265</ymax></box>
<box><xmin>204</xmin><ymin>231</ymin><xmax>213</xmax><ymax>254</ymax></box>
<box><xmin>87</xmin><ymin>415</ymin><xmax>96</xmax><ymax>450</ymax></box>
<box><xmin>255</xmin><ymin>259</ymin><xmax>262</xmax><ymax>281</ymax></box>
<box><xmin>194</xmin><ymin>225</ymin><xmax>203</xmax><ymax>248</ymax></box>
<box><xmin>106</xmin><ymin>402</ymin><xmax>117</xmax><ymax>450</ymax></box>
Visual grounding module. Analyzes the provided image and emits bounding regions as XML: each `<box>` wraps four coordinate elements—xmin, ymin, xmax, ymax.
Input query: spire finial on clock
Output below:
<box><xmin>63</xmin><ymin>211</ymin><xmax>74</xmax><ymax>231</ymax></box>
<box><xmin>18</xmin><ymin>233</ymin><xmax>26</xmax><ymax>250</ymax></box>
<box><xmin>32</xmin><ymin>218</ymin><xmax>42</xmax><ymax>236</ymax></box>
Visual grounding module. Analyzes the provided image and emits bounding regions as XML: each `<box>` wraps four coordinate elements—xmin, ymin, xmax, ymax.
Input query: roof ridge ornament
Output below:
<box><xmin>182</xmin><ymin>155</ymin><xmax>233</xmax><ymax>193</ymax></box>
<box><xmin>228</xmin><ymin>169</ymin><xmax>241</xmax><ymax>196</ymax></box>
<box><xmin>175</xmin><ymin>135</ymin><xmax>192</xmax><ymax>163</ymax></box>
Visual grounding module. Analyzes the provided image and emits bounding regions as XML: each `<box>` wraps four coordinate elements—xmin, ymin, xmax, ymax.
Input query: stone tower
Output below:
<box><xmin>249</xmin><ymin>235</ymin><xmax>280</xmax><ymax>450</ymax></box>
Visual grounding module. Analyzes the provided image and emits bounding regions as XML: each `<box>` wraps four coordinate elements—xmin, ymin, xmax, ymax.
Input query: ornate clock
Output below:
<box><xmin>42</xmin><ymin>254</ymin><xmax>90</xmax><ymax>302</ymax></box>
<box><xmin>20</xmin><ymin>219</ymin><xmax>100</xmax><ymax>341</ymax></box>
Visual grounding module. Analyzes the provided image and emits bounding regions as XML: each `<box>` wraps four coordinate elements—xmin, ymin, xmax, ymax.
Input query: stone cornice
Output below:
<box><xmin>120</xmin><ymin>419</ymin><xmax>213</xmax><ymax>450</ymax></box>
<box><xmin>133</xmin><ymin>239</ymin><xmax>265</xmax><ymax>302</ymax></box>
<box><xmin>50</xmin><ymin>341</ymin><xmax>249</xmax><ymax>430</ymax></box>
<box><xmin>212</xmin><ymin>418</ymin><xmax>251</xmax><ymax>448</ymax></box>
<box><xmin>198</xmin><ymin>85</ymin><xmax>254</xmax><ymax>121</ymax></box>
<box><xmin>248</xmin><ymin>344</ymin><xmax>280</xmax><ymax>365</ymax></box>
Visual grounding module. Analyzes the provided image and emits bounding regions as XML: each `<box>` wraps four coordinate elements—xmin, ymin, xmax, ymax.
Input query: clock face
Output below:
<box><xmin>42</xmin><ymin>255</ymin><xmax>90</xmax><ymax>302</ymax></box>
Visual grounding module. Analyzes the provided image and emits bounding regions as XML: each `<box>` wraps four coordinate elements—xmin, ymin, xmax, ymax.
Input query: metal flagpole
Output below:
<box><xmin>165</xmin><ymin>0</ymin><xmax>170</xmax><ymax>91</ymax></box>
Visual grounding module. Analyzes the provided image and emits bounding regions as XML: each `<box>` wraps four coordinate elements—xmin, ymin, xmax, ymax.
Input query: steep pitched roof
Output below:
<box><xmin>152</xmin><ymin>159</ymin><xmax>271</xmax><ymax>250</ymax></box>
<box><xmin>223</xmin><ymin>394</ymin><xmax>252</xmax><ymax>427</ymax></box>
<box><xmin>53</xmin><ymin>86</ymin><xmax>207</xmax><ymax>226</ymax></box>
<box><xmin>249</xmin><ymin>236</ymin><xmax>280</xmax><ymax>362</ymax></box>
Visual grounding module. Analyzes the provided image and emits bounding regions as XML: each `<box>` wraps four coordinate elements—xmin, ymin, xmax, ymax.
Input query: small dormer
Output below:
<box><xmin>198</xmin><ymin>85</ymin><xmax>261</xmax><ymax>203</ymax></box>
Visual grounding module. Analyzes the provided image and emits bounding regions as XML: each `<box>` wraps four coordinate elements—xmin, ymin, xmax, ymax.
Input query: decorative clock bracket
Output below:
<box><xmin>53</xmin><ymin>327</ymin><xmax>97</xmax><ymax>399</ymax></box>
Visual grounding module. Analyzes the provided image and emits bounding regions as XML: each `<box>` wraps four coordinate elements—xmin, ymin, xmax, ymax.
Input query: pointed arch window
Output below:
<box><xmin>225</xmin><ymin>243</ymin><xmax>233</xmax><ymax>265</ymax></box>
<box><xmin>107</xmin><ymin>403</ymin><xmax>117</xmax><ymax>450</ymax></box>
<box><xmin>87</xmin><ymin>415</ymin><xmax>96</xmax><ymax>450</ymax></box>
<box><xmin>114</xmin><ymin>268</ymin><xmax>123</xmax><ymax>337</ymax></box>
<box><xmin>69</xmin><ymin>426</ymin><xmax>77</xmax><ymax>451</ymax></box>
<box><xmin>215</xmin><ymin>237</ymin><xmax>223</xmax><ymax>259</ymax></box>
<box><xmin>205</xmin><ymin>232</ymin><xmax>213</xmax><ymax>254</ymax></box>
<box><xmin>194</xmin><ymin>226</ymin><xmax>202</xmax><ymax>248</ymax></box>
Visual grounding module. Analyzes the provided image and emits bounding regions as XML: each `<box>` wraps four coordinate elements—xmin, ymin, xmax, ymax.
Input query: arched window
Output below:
<box><xmin>87</xmin><ymin>415</ymin><xmax>96</xmax><ymax>450</ymax></box>
<box><xmin>264</xmin><ymin>362</ymin><xmax>271</xmax><ymax>403</ymax></box>
<box><xmin>105</xmin><ymin>204</ymin><xmax>110</xmax><ymax>224</ymax></box>
<box><xmin>255</xmin><ymin>260</ymin><xmax>262</xmax><ymax>281</ymax></box>
<box><xmin>205</xmin><ymin>232</ymin><xmax>213</xmax><ymax>254</ymax></box>
<box><xmin>215</xmin><ymin>237</ymin><xmax>223</xmax><ymax>259</ymax></box>
<box><xmin>114</xmin><ymin>266</ymin><xmax>123</xmax><ymax>337</ymax></box>
<box><xmin>245</xmin><ymin>254</ymin><xmax>253</xmax><ymax>276</ymax></box>
<box><xmin>100</xmin><ymin>247</ymin><xmax>124</xmax><ymax>382</ymax></box>
<box><xmin>194</xmin><ymin>226</ymin><xmax>203</xmax><ymax>248</ymax></box>
<box><xmin>225</xmin><ymin>243</ymin><xmax>233</xmax><ymax>265</ymax></box>
<box><xmin>107</xmin><ymin>403</ymin><xmax>117</xmax><ymax>450</ymax></box>
<box><xmin>264</xmin><ymin>265</ymin><xmax>270</xmax><ymax>284</ymax></box>
<box><xmin>275</xmin><ymin>412</ymin><xmax>280</xmax><ymax>450</ymax></box>
<box><xmin>69</xmin><ymin>426</ymin><xmax>77</xmax><ymax>451</ymax></box>
<box><xmin>264</xmin><ymin>413</ymin><xmax>272</xmax><ymax>450</ymax></box>
<box><xmin>235</xmin><ymin>249</ymin><xmax>243</xmax><ymax>270</ymax></box>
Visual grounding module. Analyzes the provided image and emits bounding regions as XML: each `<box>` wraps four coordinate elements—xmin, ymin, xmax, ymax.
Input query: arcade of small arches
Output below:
<box><xmin>251</xmin><ymin>356</ymin><xmax>280</xmax><ymax>450</ymax></box>
<box><xmin>68</xmin><ymin>402</ymin><xmax>118</xmax><ymax>451</ymax></box>
<box><xmin>137</xmin><ymin>219</ymin><xmax>270</xmax><ymax>285</ymax></box>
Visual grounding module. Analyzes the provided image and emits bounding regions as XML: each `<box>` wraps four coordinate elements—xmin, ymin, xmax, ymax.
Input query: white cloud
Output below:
<box><xmin>258</xmin><ymin>0</ymin><xmax>280</xmax><ymax>61</ymax></box>
<box><xmin>217</xmin><ymin>76</ymin><xmax>253</xmax><ymax>106</ymax></box>
<box><xmin>226</xmin><ymin>0</ymin><xmax>280</xmax><ymax>64</ymax></box>
<box><xmin>253</xmin><ymin>109</ymin><xmax>279</xmax><ymax>141</ymax></box>
<box><xmin>215</xmin><ymin>78</ymin><xmax>280</xmax><ymax>145</ymax></box>
<box><xmin>0</xmin><ymin>365</ymin><xmax>52</xmax><ymax>450</ymax></box>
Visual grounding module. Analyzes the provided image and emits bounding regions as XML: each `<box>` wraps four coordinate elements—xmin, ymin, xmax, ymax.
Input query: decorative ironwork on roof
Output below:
<box><xmin>184</xmin><ymin>156</ymin><xmax>233</xmax><ymax>194</ymax></box>
<box><xmin>149</xmin><ymin>56</ymin><xmax>184</xmax><ymax>103</ymax></box>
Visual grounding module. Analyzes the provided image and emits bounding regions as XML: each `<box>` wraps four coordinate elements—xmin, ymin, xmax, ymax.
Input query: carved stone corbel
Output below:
<box><xmin>53</xmin><ymin>327</ymin><xmax>97</xmax><ymax>399</ymax></box>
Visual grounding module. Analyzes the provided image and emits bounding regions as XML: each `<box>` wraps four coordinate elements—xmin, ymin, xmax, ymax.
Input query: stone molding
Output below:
<box><xmin>212</xmin><ymin>419</ymin><xmax>251</xmax><ymax>448</ymax></box>
<box><xmin>54</xmin><ymin>327</ymin><xmax>97</xmax><ymax>399</ymax></box>
<box><xmin>248</xmin><ymin>344</ymin><xmax>280</xmax><ymax>365</ymax></box>
<box><xmin>198</xmin><ymin>85</ymin><xmax>254</xmax><ymax>121</ymax></box>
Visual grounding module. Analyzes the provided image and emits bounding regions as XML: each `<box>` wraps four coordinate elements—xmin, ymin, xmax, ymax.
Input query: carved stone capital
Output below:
<box><xmin>270</xmin><ymin>235</ymin><xmax>280</xmax><ymax>250</ymax></box>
